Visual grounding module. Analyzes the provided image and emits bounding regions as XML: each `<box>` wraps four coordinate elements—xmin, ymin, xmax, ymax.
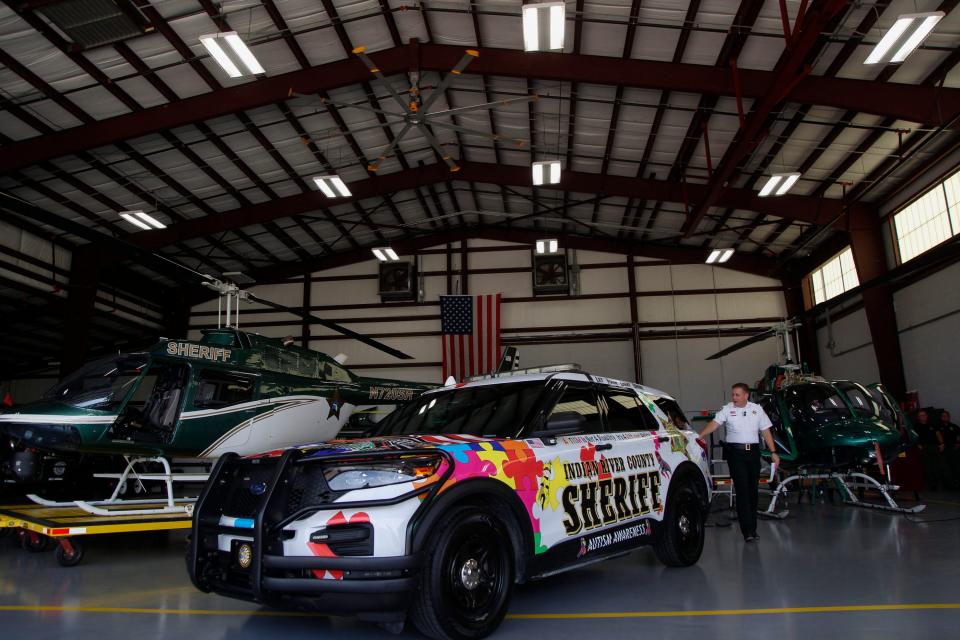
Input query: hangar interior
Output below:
<box><xmin>1</xmin><ymin>0</ymin><xmax>960</xmax><ymax>638</ymax></box>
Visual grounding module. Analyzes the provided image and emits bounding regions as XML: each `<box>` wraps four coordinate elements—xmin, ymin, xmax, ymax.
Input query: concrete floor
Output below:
<box><xmin>2</xmin><ymin>494</ymin><xmax>959</xmax><ymax>640</ymax></box>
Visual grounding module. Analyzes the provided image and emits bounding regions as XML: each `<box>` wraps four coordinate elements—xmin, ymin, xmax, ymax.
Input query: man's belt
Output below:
<box><xmin>726</xmin><ymin>442</ymin><xmax>759</xmax><ymax>450</ymax></box>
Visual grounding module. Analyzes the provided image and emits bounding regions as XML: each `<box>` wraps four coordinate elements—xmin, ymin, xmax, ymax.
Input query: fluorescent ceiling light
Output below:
<box><xmin>134</xmin><ymin>211</ymin><xmax>166</xmax><ymax>229</ymax></box>
<box><xmin>532</xmin><ymin>160</ymin><xmax>561</xmax><ymax>186</ymax></box>
<box><xmin>706</xmin><ymin>248</ymin><xmax>734</xmax><ymax>264</ymax></box>
<box><xmin>313</xmin><ymin>175</ymin><xmax>351</xmax><ymax>198</ymax></box>
<box><xmin>535</xmin><ymin>238</ymin><xmax>559</xmax><ymax>255</ymax></box>
<box><xmin>120</xmin><ymin>210</ymin><xmax>165</xmax><ymax>230</ymax></box>
<box><xmin>120</xmin><ymin>212</ymin><xmax>151</xmax><ymax>231</ymax></box>
<box><xmin>199</xmin><ymin>32</ymin><xmax>264</xmax><ymax>78</ymax></box>
<box><xmin>864</xmin><ymin>12</ymin><xmax>944</xmax><ymax>65</ymax></box>
<box><xmin>758</xmin><ymin>172</ymin><xmax>801</xmax><ymax>197</ymax></box>
<box><xmin>522</xmin><ymin>1</ymin><xmax>565</xmax><ymax>52</ymax></box>
<box><xmin>373</xmin><ymin>247</ymin><xmax>400</xmax><ymax>262</ymax></box>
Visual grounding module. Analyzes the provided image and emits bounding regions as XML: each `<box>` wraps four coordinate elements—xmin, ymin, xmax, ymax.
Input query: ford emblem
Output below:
<box><xmin>249</xmin><ymin>481</ymin><xmax>267</xmax><ymax>495</ymax></box>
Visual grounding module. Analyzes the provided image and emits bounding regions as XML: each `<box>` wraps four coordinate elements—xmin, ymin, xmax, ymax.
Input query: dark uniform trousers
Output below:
<box><xmin>726</xmin><ymin>444</ymin><xmax>761</xmax><ymax>538</ymax></box>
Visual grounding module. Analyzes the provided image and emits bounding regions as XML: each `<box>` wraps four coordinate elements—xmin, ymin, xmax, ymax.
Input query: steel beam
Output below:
<box><xmin>4</xmin><ymin>43</ymin><xmax>960</xmax><ymax>174</ymax></box>
<box><xmin>127</xmin><ymin>161</ymin><xmax>870</xmax><ymax>250</ymax></box>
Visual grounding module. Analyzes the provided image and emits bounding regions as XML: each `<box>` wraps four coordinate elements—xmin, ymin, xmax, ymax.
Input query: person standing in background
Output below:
<box><xmin>916</xmin><ymin>409</ymin><xmax>946</xmax><ymax>491</ymax></box>
<box><xmin>938</xmin><ymin>410</ymin><xmax>960</xmax><ymax>490</ymax></box>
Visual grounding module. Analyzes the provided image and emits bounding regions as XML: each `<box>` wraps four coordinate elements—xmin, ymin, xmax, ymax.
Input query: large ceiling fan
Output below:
<box><xmin>310</xmin><ymin>46</ymin><xmax>539</xmax><ymax>173</ymax></box>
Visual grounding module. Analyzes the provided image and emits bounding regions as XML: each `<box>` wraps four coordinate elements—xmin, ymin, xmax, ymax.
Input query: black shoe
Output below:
<box><xmin>745</xmin><ymin>535</ymin><xmax>758</xmax><ymax>543</ymax></box>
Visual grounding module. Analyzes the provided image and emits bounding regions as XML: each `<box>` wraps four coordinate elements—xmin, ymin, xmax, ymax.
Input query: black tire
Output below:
<box><xmin>55</xmin><ymin>539</ymin><xmax>84</xmax><ymax>567</ymax></box>
<box><xmin>410</xmin><ymin>506</ymin><xmax>515</xmax><ymax>640</ymax></box>
<box><xmin>21</xmin><ymin>532</ymin><xmax>50</xmax><ymax>552</ymax></box>
<box><xmin>654</xmin><ymin>478</ymin><xmax>705</xmax><ymax>567</ymax></box>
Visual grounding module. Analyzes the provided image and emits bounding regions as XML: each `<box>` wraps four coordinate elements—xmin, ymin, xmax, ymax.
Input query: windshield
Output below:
<box><xmin>836</xmin><ymin>381</ymin><xmax>880</xmax><ymax>418</ymax></box>
<box><xmin>374</xmin><ymin>382</ymin><xmax>544</xmax><ymax>438</ymax></box>
<box><xmin>783</xmin><ymin>382</ymin><xmax>853</xmax><ymax>432</ymax></box>
<box><xmin>43</xmin><ymin>354</ymin><xmax>150</xmax><ymax>411</ymax></box>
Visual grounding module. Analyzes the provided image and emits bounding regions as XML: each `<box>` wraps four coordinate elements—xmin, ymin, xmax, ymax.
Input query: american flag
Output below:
<box><xmin>440</xmin><ymin>294</ymin><xmax>501</xmax><ymax>382</ymax></box>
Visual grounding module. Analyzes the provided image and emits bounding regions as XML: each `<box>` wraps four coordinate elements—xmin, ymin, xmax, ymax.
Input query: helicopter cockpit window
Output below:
<box><xmin>835</xmin><ymin>381</ymin><xmax>880</xmax><ymax>419</ymax></box>
<box><xmin>322</xmin><ymin>361</ymin><xmax>353</xmax><ymax>383</ymax></box>
<box><xmin>43</xmin><ymin>354</ymin><xmax>148</xmax><ymax>411</ymax></box>
<box><xmin>784</xmin><ymin>383</ymin><xmax>852</xmax><ymax>432</ymax></box>
<box><xmin>193</xmin><ymin>371</ymin><xmax>255</xmax><ymax>409</ymax></box>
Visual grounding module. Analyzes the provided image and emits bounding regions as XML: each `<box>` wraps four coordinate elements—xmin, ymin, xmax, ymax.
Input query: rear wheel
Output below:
<box><xmin>411</xmin><ymin>506</ymin><xmax>515</xmax><ymax>640</ymax></box>
<box><xmin>654</xmin><ymin>479</ymin><xmax>705</xmax><ymax>567</ymax></box>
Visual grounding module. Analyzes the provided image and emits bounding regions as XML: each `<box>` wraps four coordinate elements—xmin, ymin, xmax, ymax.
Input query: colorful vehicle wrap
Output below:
<box><xmin>188</xmin><ymin>371</ymin><xmax>710</xmax><ymax>639</ymax></box>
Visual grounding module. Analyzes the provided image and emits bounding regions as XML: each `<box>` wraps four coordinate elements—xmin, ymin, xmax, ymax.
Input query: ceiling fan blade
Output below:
<box><xmin>246</xmin><ymin>293</ymin><xmax>413</xmax><ymax>360</ymax></box>
<box><xmin>368</xmin><ymin>121</ymin><xmax>415</xmax><ymax>171</ymax></box>
<box><xmin>353</xmin><ymin>47</ymin><xmax>411</xmax><ymax>113</ymax></box>
<box><xmin>419</xmin><ymin>49</ymin><xmax>478</xmax><ymax>113</ymax></box>
<box><xmin>420</xmin><ymin>127</ymin><xmax>459</xmax><ymax>171</ymax></box>
<box><xmin>427</xmin><ymin>93</ymin><xmax>538</xmax><ymax>120</ymax></box>
<box><xmin>705</xmin><ymin>328</ymin><xmax>778</xmax><ymax>361</ymax></box>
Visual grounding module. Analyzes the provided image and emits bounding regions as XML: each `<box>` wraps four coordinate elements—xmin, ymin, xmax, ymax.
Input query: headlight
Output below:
<box><xmin>324</xmin><ymin>457</ymin><xmax>441</xmax><ymax>491</ymax></box>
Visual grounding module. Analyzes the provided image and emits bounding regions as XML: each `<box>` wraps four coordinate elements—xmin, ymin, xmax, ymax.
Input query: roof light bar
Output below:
<box><xmin>865</xmin><ymin>12</ymin><xmax>944</xmax><ymax>65</ymax></box>
<box><xmin>758</xmin><ymin>172</ymin><xmax>801</xmax><ymax>197</ymax></box>
<box><xmin>199</xmin><ymin>32</ymin><xmax>265</xmax><ymax>78</ymax></box>
<box><xmin>522</xmin><ymin>1</ymin><xmax>565</xmax><ymax>52</ymax></box>
<box><xmin>313</xmin><ymin>175</ymin><xmax>352</xmax><ymax>198</ymax></box>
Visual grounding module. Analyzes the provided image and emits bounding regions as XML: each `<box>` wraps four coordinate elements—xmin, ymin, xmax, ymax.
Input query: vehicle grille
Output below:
<box><xmin>218</xmin><ymin>460</ymin><xmax>277</xmax><ymax>518</ymax></box>
<box><xmin>284</xmin><ymin>462</ymin><xmax>339</xmax><ymax>514</ymax></box>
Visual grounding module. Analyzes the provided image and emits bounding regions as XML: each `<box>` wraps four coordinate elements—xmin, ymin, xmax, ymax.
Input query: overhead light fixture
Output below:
<box><xmin>522</xmin><ymin>1</ymin><xmax>565</xmax><ymax>52</ymax></box>
<box><xmin>864</xmin><ymin>12</ymin><xmax>944</xmax><ymax>65</ymax></box>
<box><xmin>758</xmin><ymin>172</ymin><xmax>801</xmax><ymax>197</ymax></box>
<box><xmin>535</xmin><ymin>239</ymin><xmax>559</xmax><ymax>255</ymax></box>
<box><xmin>372</xmin><ymin>247</ymin><xmax>400</xmax><ymax>262</ymax></box>
<box><xmin>199</xmin><ymin>32</ymin><xmax>265</xmax><ymax>78</ymax></box>
<box><xmin>313</xmin><ymin>175</ymin><xmax>352</xmax><ymax>198</ymax></box>
<box><xmin>706</xmin><ymin>248</ymin><xmax>734</xmax><ymax>264</ymax></box>
<box><xmin>120</xmin><ymin>210</ymin><xmax>166</xmax><ymax>230</ymax></box>
<box><xmin>532</xmin><ymin>160</ymin><xmax>561</xmax><ymax>186</ymax></box>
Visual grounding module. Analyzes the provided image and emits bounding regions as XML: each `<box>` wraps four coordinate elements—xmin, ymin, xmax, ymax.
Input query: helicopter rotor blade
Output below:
<box><xmin>245</xmin><ymin>293</ymin><xmax>413</xmax><ymax>360</ymax></box>
<box><xmin>705</xmin><ymin>327</ymin><xmax>778</xmax><ymax>361</ymax></box>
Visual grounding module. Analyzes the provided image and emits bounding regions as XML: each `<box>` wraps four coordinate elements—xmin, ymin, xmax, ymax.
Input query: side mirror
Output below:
<box><xmin>532</xmin><ymin>411</ymin><xmax>585</xmax><ymax>438</ymax></box>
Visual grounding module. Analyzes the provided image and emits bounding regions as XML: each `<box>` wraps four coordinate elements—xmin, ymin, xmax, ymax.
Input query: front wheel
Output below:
<box><xmin>410</xmin><ymin>506</ymin><xmax>515</xmax><ymax>640</ymax></box>
<box><xmin>654</xmin><ymin>479</ymin><xmax>705</xmax><ymax>567</ymax></box>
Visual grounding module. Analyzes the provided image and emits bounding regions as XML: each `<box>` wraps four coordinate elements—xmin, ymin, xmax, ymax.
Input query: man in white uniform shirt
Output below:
<box><xmin>700</xmin><ymin>383</ymin><xmax>780</xmax><ymax>542</ymax></box>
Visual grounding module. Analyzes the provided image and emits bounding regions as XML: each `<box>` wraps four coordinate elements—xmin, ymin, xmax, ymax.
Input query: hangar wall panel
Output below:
<box><xmin>893</xmin><ymin>261</ymin><xmax>960</xmax><ymax>410</ymax></box>
<box><xmin>187</xmin><ymin>240</ymin><xmax>788</xmax><ymax>416</ymax></box>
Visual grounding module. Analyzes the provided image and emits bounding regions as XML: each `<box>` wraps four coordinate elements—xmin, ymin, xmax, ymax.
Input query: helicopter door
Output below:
<box><xmin>114</xmin><ymin>362</ymin><xmax>190</xmax><ymax>444</ymax></box>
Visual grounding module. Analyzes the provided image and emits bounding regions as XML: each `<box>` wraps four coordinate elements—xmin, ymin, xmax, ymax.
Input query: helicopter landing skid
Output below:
<box><xmin>26</xmin><ymin>456</ymin><xmax>205</xmax><ymax>517</ymax></box>
<box><xmin>764</xmin><ymin>471</ymin><xmax>926</xmax><ymax>517</ymax></box>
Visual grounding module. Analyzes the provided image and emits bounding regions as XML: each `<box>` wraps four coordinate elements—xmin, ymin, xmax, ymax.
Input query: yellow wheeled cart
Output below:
<box><xmin>1</xmin><ymin>501</ymin><xmax>193</xmax><ymax>567</ymax></box>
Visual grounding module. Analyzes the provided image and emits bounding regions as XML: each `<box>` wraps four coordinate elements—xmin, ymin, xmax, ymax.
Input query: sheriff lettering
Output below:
<box><xmin>368</xmin><ymin>386</ymin><xmax>416</xmax><ymax>401</ymax></box>
<box><xmin>166</xmin><ymin>341</ymin><xmax>232</xmax><ymax>362</ymax></box>
<box><xmin>561</xmin><ymin>468</ymin><xmax>662</xmax><ymax>536</ymax></box>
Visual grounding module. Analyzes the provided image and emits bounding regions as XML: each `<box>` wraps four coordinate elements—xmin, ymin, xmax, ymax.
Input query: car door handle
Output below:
<box><xmin>596</xmin><ymin>443</ymin><xmax>613</xmax><ymax>451</ymax></box>
<box><xmin>657</xmin><ymin>436</ymin><xmax>671</xmax><ymax>443</ymax></box>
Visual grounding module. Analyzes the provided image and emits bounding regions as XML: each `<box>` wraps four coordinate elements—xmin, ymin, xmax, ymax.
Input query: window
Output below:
<box><xmin>893</xmin><ymin>166</ymin><xmax>960</xmax><ymax>263</ymax></box>
<box><xmin>193</xmin><ymin>371</ymin><xmax>255</xmax><ymax>409</ymax></box>
<box><xmin>374</xmin><ymin>382</ymin><xmax>543</xmax><ymax>438</ymax></box>
<box><xmin>603</xmin><ymin>389</ymin><xmax>659</xmax><ymax>431</ymax></box>
<box><xmin>547</xmin><ymin>385</ymin><xmax>603</xmax><ymax>435</ymax></box>
<box><xmin>783</xmin><ymin>383</ymin><xmax>852</xmax><ymax>433</ymax></box>
<box><xmin>654</xmin><ymin>397</ymin><xmax>690</xmax><ymax>429</ymax></box>
<box><xmin>809</xmin><ymin>247</ymin><xmax>859</xmax><ymax>305</ymax></box>
<box><xmin>835</xmin><ymin>381</ymin><xmax>879</xmax><ymax>419</ymax></box>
